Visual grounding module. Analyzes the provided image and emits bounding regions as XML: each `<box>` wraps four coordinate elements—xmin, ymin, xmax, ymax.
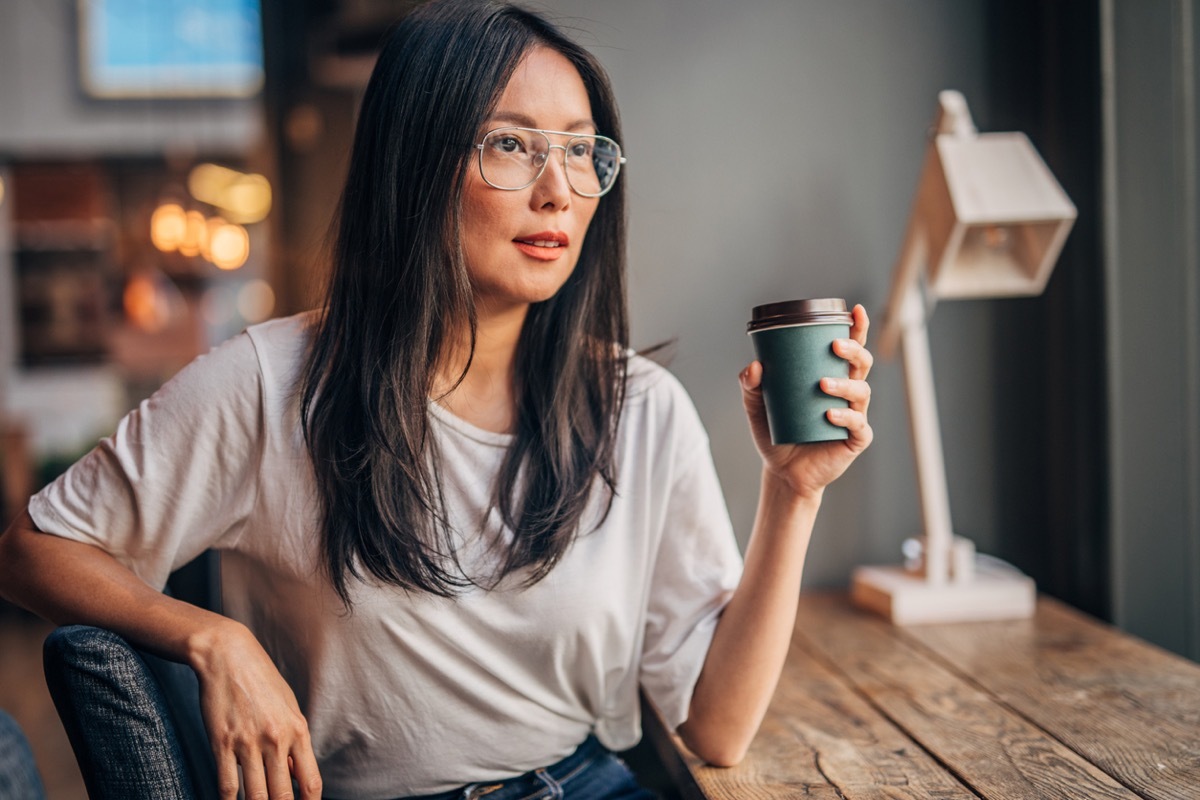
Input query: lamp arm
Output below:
<box><xmin>879</xmin><ymin>135</ymin><xmax>943</xmax><ymax>359</ymax></box>
<box><xmin>933</xmin><ymin>89</ymin><xmax>978</xmax><ymax>138</ymax></box>
<box><xmin>878</xmin><ymin>208</ymin><xmax>927</xmax><ymax>360</ymax></box>
<box><xmin>897</xmin><ymin>283</ymin><xmax>955</xmax><ymax>585</ymax></box>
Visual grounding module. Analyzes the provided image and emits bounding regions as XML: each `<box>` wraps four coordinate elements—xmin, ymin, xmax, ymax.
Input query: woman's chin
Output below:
<box><xmin>474</xmin><ymin>279</ymin><xmax>573</xmax><ymax>312</ymax></box>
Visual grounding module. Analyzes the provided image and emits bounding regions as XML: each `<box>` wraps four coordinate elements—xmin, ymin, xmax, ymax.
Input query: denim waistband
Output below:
<box><xmin>375</xmin><ymin>735</ymin><xmax>608</xmax><ymax>800</ymax></box>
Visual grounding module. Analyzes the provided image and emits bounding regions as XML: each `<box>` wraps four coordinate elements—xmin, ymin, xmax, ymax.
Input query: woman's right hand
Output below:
<box><xmin>189</xmin><ymin>620</ymin><xmax>323</xmax><ymax>800</ymax></box>
<box><xmin>0</xmin><ymin>511</ymin><xmax>323</xmax><ymax>799</ymax></box>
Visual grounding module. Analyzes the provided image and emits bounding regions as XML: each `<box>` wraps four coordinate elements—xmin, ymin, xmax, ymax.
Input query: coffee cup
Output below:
<box><xmin>747</xmin><ymin>298</ymin><xmax>853</xmax><ymax>444</ymax></box>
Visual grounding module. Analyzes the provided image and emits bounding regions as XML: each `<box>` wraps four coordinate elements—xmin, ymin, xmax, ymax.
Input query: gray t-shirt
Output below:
<box><xmin>29</xmin><ymin>312</ymin><xmax>743</xmax><ymax>798</ymax></box>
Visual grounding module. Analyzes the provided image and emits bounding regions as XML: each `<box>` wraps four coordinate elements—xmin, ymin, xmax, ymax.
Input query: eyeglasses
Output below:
<box><xmin>475</xmin><ymin>127</ymin><xmax>625</xmax><ymax>198</ymax></box>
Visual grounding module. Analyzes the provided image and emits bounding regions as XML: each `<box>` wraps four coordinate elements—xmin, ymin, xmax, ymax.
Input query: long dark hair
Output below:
<box><xmin>300</xmin><ymin>0</ymin><xmax>628</xmax><ymax>604</ymax></box>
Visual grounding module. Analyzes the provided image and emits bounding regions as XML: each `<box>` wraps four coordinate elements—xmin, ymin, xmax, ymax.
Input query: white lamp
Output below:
<box><xmin>851</xmin><ymin>90</ymin><xmax>1077</xmax><ymax>625</ymax></box>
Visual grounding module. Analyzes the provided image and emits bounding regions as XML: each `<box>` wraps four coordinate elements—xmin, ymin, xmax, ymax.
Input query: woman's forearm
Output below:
<box><xmin>677</xmin><ymin>471</ymin><xmax>821</xmax><ymax>766</ymax></box>
<box><xmin>0</xmin><ymin>508</ymin><xmax>244</xmax><ymax>668</ymax></box>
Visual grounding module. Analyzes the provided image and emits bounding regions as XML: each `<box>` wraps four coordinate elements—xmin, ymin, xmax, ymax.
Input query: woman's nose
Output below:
<box><xmin>531</xmin><ymin>145</ymin><xmax>572</xmax><ymax>207</ymax></box>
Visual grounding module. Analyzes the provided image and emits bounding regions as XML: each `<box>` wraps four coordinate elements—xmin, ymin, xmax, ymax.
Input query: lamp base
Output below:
<box><xmin>851</xmin><ymin>563</ymin><xmax>1035</xmax><ymax>625</ymax></box>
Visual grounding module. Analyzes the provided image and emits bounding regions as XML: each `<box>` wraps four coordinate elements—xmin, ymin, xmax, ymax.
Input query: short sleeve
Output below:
<box><xmin>27</xmin><ymin>332</ymin><xmax>265</xmax><ymax>590</ymax></box>
<box><xmin>638</xmin><ymin>419</ymin><xmax>743</xmax><ymax>731</ymax></box>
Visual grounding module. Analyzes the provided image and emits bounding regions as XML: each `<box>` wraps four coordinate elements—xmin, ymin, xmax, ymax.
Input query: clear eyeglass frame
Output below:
<box><xmin>474</xmin><ymin>126</ymin><xmax>626</xmax><ymax>198</ymax></box>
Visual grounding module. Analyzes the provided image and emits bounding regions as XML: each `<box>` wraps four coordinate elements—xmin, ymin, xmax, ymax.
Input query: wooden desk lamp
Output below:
<box><xmin>852</xmin><ymin>91</ymin><xmax>1077</xmax><ymax>624</ymax></box>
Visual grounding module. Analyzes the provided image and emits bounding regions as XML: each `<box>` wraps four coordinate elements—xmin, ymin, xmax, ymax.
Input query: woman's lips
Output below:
<box><xmin>513</xmin><ymin>231</ymin><xmax>568</xmax><ymax>261</ymax></box>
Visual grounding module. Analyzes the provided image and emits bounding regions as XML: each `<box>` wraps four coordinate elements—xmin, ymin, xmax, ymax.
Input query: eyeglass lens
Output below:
<box><xmin>480</xmin><ymin>128</ymin><xmax>620</xmax><ymax>196</ymax></box>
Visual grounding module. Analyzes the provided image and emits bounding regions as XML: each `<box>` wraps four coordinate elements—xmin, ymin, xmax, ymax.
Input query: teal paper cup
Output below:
<box><xmin>747</xmin><ymin>298</ymin><xmax>853</xmax><ymax>444</ymax></box>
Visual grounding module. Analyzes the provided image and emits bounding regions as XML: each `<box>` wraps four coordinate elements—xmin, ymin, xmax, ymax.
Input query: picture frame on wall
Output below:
<box><xmin>17</xmin><ymin>249</ymin><xmax>112</xmax><ymax>366</ymax></box>
<box><xmin>11</xmin><ymin>163</ymin><xmax>116</xmax><ymax>367</ymax></box>
<box><xmin>77</xmin><ymin>0</ymin><xmax>264</xmax><ymax>99</ymax></box>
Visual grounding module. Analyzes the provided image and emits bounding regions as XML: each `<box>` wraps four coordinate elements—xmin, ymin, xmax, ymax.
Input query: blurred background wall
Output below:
<box><xmin>552</xmin><ymin>0</ymin><xmax>996</xmax><ymax>593</ymax></box>
<box><xmin>0</xmin><ymin>0</ymin><xmax>1196</xmax><ymax>666</ymax></box>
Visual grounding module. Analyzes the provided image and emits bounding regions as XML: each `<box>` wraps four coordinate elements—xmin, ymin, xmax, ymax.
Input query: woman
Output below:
<box><xmin>0</xmin><ymin>1</ymin><xmax>873</xmax><ymax>798</ymax></box>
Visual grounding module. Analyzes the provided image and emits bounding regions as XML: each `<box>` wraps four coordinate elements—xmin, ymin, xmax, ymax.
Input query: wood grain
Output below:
<box><xmin>645</xmin><ymin>630</ymin><xmax>975</xmax><ymax>799</ymax></box>
<box><xmin>791</xmin><ymin>595</ymin><xmax>1140</xmax><ymax>800</ymax></box>
<box><xmin>896</xmin><ymin>596</ymin><xmax>1200</xmax><ymax>800</ymax></box>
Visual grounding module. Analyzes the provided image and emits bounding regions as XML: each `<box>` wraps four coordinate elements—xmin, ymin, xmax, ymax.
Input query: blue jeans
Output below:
<box><xmin>343</xmin><ymin>736</ymin><xmax>659</xmax><ymax>800</ymax></box>
<box><xmin>44</xmin><ymin>626</ymin><xmax>659</xmax><ymax>800</ymax></box>
<box><xmin>0</xmin><ymin>709</ymin><xmax>46</xmax><ymax>800</ymax></box>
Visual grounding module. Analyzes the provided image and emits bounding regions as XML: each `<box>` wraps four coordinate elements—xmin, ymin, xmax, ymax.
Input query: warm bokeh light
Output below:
<box><xmin>124</xmin><ymin>273</ymin><xmax>172</xmax><ymax>333</ymax></box>
<box><xmin>285</xmin><ymin>104</ymin><xmax>323</xmax><ymax>152</ymax></box>
<box><xmin>187</xmin><ymin>163</ymin><xmax>241</xmax><ymax>205</ymax></box>
<box><xmin>200</xmin><ymin>215</ymin><xmax>227</xmax><ymax>262</ymax></box>
<box><xmin>151</xmin><ymin>203</ymin><xmax>250</xmax><ymax>270</ymax></box>
<box><xmin>236</xmin><ymin>279</ymin><xmax>275</xmax><ymax>322</ymax></box>
<box><xmin>221</xmin><ymin>173</ymin><xmax>272</xmax><ymax>223</ymax></box>
<box><xmin>150</xmin><ymin>203</ymin><xmax>187</xmax><ymax>252</ymax></box>
<box><xmin>178</xmin><ymin>210</ymin><xmax>207</xmax><ymax>257</ymax></box>
<box><xmin>0</xmin><ymin>174</ymin><xmax>6</xmax><ymax>207</ymax></box>
<box><xmin>210</xmin><ymin>222</ymin><xmax>250</xmax><ymax>270</ymax></box>
<box><xmin>188</xmin><ymin>162</ymin><xmax>272</xmax><ymax>224</ymax></box>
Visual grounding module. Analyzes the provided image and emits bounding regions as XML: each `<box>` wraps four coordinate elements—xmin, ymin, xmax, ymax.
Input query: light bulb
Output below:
<box><xmin>150</xmin><ymin>203</ymin><xmax>187</xmax><ymax>252</ymax></box>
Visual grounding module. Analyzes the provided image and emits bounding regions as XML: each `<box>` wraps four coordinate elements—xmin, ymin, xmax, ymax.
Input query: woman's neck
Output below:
<box><xmin>434</xmin><ymin>301</ymin><xmax>528</xmax><ymax>434</ymax></box>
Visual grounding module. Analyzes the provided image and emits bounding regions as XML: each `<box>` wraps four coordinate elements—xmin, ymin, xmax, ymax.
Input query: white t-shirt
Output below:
<box><xmin>29</xmin><ymin>312</ymin><xmax>743</xmax><ymax>798</ymax></box>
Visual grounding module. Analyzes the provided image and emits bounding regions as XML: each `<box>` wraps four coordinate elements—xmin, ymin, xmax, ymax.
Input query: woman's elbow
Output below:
<box><xmin>0</xmin><ymin>511</ymin><xmax>36</xmax><ymax>592</ymax></box>
<box><xmin>700</xmin><ymin>747</ymin><xmax>748</xmax><ymax>769</ymax></box>
<box><xmin>0</xmin><ymin>509</ymin><xmax>61</xmax><ymax>609</ymax></box>
<box><xmin>677</xmin><ymin>720</ymin><xmax>752</xmax><ymax>768</ymax></box>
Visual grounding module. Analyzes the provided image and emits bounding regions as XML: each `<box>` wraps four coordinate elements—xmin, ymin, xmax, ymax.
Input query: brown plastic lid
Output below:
<box><xmin>746</xmin><ymin>298</ymin><xmax>852</xmax><ymax>333</ymax></box>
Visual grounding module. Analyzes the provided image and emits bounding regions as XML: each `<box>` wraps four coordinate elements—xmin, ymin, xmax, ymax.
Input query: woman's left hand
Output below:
<box><xmin>683</xmin><ymin>304</ymin><xmax>873</xmax><ymax>764</ymax></box>
<box><xmin>739</xmin><ymin>303</ymin><xmax>874</xmax><ymax>501</ymax></box>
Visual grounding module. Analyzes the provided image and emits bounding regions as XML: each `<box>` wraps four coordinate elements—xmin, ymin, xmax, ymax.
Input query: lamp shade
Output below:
<box><xmin>916</xmin><ymin>124</ymin><xmax>1077</xmax><ymax>300</ymax></box>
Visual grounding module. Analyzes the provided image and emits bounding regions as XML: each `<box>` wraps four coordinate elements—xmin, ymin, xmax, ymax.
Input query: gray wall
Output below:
<box><xmin>1103</xmin><ymin>0</ymin><xmax>1200</xmax><ymax>658</ymax></box>
<box><xmin>538</xmin><ymin>0</ymin><xmax>992</xmax><ymax>587</ymax></box>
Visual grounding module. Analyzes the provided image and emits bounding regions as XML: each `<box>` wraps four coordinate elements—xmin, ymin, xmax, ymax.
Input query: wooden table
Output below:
<box><xmin>643</xmin><ymin>592</ymin><xmax>1200</xmax><ymax>799</ymax></box>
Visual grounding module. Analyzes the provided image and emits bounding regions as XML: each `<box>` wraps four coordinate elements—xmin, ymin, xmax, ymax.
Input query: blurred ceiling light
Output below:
<box><xmin>210</xmin><ymin>222</ymin><xmax>250</xmax><ymax>270</ymax></box>
<box><xmin>188</xmin><ymin>163</ymin><xmax>272</xmax><ymax>224</ymax></box>
<box><xmin>150</xmin><ymin>203</ymin><xmax>187</xmax><ymax>252</ymax></box>
<box><xmin>221</xmin><ymin>174</ymin><xmax>272</xmax><ymax>224</ymax></box>
<box><xmin>187</xmin><ymin>163</ymin><xmax>241</xmax><ymax>203</ymax></box>
<box><xmin>236</xmin><ymin>279</ymin><xmax>275</xmax><ymax>323</ymax></box>
<box><xmin>178</xmin><ymin>210</ymin><xmax>208</xmax><ymax>258</ymax></box>
<box><xmin>200</xmin><ymin>216</ymin><xmax>227</xmax><ymax>262</ymax></box>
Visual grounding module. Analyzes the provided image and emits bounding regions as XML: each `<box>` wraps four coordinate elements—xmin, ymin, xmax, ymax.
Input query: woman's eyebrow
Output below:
<box><xmin>488</xmin><ymin>111</ymin><xmax>598</xmax><ymax>131</ymax></box>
